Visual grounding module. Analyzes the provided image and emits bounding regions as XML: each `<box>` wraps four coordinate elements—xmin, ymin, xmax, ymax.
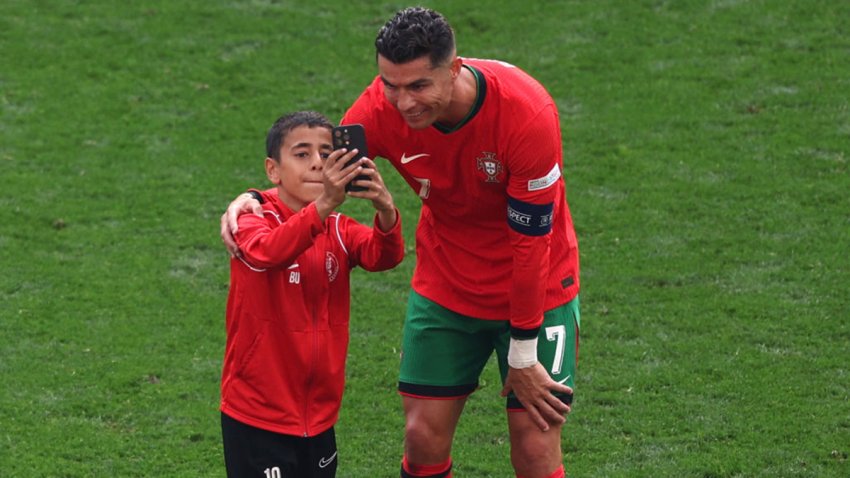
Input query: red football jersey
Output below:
<box><xmin>342</xmin><ymin>58</ymin><xmax>579</xmax><ymax>333</ymax></box>
<box><xmin>221</xmin><ymin>196</ymin><xmax>404</xmax><ymax>436</ymax></box>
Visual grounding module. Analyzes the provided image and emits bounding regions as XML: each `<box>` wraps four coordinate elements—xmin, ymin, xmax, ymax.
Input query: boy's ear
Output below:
<box><xmin>265</xmin><ymin>157</ymin><xmax>281</xmax><ymax>185</ymax></box>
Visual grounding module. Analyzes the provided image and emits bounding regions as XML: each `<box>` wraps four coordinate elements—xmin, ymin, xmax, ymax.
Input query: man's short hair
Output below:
<box><xmin>375</xmin><ymin>7</ymin><xmax>455</xmax><ymax>67</ymax></box>
<box><xmin>266</xmin><ymin>111</ymin><xmax>333</xmax><ymax>161</ymax></box>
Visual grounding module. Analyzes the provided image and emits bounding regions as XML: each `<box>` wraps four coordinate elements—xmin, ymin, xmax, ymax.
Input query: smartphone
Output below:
<box><xmin>332</xmin><ymin>124</ymin><xmax>370</xmax><ymax>192</ymax></box>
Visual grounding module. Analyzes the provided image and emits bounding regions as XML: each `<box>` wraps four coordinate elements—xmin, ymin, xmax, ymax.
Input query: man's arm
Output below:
<box><xmin>499</xmin><ymin>105</ymin><xmax>572</xmax><ymax>431</ymax></box>
<box><xmin>499</xmin><ymin>210</ymin><xmax>572</xmax><ymax>432</ymax></box>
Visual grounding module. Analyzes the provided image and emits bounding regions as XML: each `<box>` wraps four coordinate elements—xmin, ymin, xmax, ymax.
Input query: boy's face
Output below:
<box><xmin>265</xmin><ymin>125</ymin><xmax>332</xmax><ymax>211</ymax></box>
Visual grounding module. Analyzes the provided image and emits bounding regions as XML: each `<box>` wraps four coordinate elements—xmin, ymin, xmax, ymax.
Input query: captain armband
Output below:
<box><xmin>508</xmin><ymin>337</ymin><xmax>538</xmax><ymax>369</ymax></box>
<box><xmin>507</xmin><ymin>197</ymin><xmax>553</xmax><ymax>236</ymax></box>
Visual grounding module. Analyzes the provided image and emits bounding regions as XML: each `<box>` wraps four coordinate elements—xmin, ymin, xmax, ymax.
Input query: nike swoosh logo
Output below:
<box><xmin>556</xmin><ymin>375</ymin><xmax>572</xmax><ymax>385</ymax></box>
<box><xmin>318</xmin><ymin>452</ymin><xmax>337</xmax><ymax>468</ymax></box>
<box><xmin>400</xmin><ymin>153</ymin><xmax>430</xmax><ymax>164</ymax></box>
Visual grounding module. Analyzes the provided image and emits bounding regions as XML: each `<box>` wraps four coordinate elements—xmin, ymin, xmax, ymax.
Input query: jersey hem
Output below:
<box><xmin>220</xmin><ymin>404</ymin><xmax>335</xmax><ymax>438</ymax></box>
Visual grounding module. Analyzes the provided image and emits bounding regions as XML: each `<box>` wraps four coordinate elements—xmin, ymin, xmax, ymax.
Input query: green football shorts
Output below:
<box><xmin>398</xmin><ymin>290</ymin><xmax>580</xmax><ymax>409</ymax></box>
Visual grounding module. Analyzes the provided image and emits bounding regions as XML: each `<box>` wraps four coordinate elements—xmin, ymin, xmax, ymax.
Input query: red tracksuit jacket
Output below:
<box><xmin>220</xmin><ymin>195</ymin><xmax>404</xmax><ymax>437</ymax></box>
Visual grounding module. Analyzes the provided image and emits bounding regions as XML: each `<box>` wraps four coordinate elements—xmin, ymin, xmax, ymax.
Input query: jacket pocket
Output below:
<box><xmin>237</xmin><ymin>331</ymin><xmax>264</xmax><ymax>380</ymax></box>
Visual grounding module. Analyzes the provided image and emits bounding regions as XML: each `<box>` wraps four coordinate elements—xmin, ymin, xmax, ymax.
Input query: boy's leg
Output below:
<box><xmin>299</xmin><ymin>426</ymin><xmax>338</xmax><ymax>478</ymax></box>
<box><xmin>221</xmin><ymin>412</ymin><xmax>299</xmax><ymax>477</ymax></box>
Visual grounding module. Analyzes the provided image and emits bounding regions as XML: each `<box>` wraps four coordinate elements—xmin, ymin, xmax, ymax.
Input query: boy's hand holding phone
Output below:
<box><xmin>316</xmin><ymin>146</ymin><xmax>363</xmax><ymax>216</ymax></box>
<box><xmin>332</xmin><ymin>124</ymin><xmax>371</xmax><ymax>192</ymax></box>
<box><xmin>331</xmin><ymin>124</ymin><xmax>397</xmax><ymax>231</ymax></box>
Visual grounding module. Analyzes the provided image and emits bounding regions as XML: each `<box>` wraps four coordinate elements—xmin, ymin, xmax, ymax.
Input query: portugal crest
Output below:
<box><xmin>476</xmin><ymin>152</ymin><xmax>503</xmax><ymax>183</ymax></box>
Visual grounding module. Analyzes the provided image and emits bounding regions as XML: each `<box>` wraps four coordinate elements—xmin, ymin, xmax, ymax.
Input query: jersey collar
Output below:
<box><xmin>433</xmin><ymin>64</ymin><xmax>486</xmax><ymax>134</ymax></box>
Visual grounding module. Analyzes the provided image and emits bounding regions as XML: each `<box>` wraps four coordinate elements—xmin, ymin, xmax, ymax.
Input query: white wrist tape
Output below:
<box><xmin>508</xmin><ymin>337</ymin><xmax>538</xmax><ymax>369</ymax></box>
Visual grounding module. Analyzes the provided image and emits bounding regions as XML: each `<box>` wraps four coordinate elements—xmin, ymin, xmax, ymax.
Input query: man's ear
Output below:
<box><xmin>450</xmin><ymin>56</ymin><xmax>463</xmax><ymax>80</ymax></box>
<box><xmin>265</xmin><ymin>157</ymin><xmax>281</xmax><ymax>185</ymax></box>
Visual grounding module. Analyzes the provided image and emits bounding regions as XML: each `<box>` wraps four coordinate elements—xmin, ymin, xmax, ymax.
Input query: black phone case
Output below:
<box><xmin>332</xmin><ymin>124</ymin><xmax>369</xmax><ymax>192</ymax></box>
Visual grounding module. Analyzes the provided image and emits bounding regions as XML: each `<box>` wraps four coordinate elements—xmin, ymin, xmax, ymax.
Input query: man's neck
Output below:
<box><xmin>438</xmin><ymin>65</ymin><xmax>478</xmax><ymax>128</ymax></box>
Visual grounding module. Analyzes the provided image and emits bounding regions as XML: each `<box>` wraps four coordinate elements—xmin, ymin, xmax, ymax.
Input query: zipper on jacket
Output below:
<box><xmin>302</xmin><ymin>241</ymin><xmax>322</xmax><ymax>437</ymax></box>
<box><xmin>303</xmin><ymin>318</ymin><xmax>318</xmax><ymax>438</ymax></box>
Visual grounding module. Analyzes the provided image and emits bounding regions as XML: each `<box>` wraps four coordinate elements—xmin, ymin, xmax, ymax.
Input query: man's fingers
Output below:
<box><xmin>220</xmin><ymin>213</ymin><xmax>236</xmax><ymax>258</ymax></box>
<box><xmin>221</xmin><ymin>194</ymin><xmax>260</xmax><ymax>258</ymax></box>
<box><xmin>552</xmin><ymin>383</ymin><xmax>573</xmax><ymax>395</ymax></box>
<box><xmin>220</xmin><ymin>214</ymin><xmax>238</xmax><ymax>254</ymax></box>
<box><xmin>251</xmin><ymin>203</ymin><xmax>263</xmax><ymax>217</ymax></box>
<box><xmin>227</xmin><ymin>208</ymin><xmax>240</xmax><ymax>235</ymax></box>
<box><xmin>547</xmin><ymin>392</ymin><xmax>571</xmax><ymax>414</ymax></box>
<box><xmin>540</xmin><ymin>398</ymin><xmax>568</xmax><ymax>423</ymax></box>
<box><xmin>499</xmin><ymin>383</ymin><xmax>512</xmax><ymax>397</ymax></box>
<box><xmin>526</xmin><ymin>405</ymin><xmax>550</xmax><ymax>432</ymax></box>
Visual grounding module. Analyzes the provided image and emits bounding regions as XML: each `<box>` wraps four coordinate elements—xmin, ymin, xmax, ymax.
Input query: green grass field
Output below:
<box><xmin>1</xmin><ymin>0</ymin><xmax>848</xmax><ymax>476</ymax></box>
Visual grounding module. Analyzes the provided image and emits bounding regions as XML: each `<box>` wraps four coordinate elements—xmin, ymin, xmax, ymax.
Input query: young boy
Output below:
<box><xmin>220</xmin><ymin>111</ymin><xmax>404</xmax><ymax>477</ymax></box>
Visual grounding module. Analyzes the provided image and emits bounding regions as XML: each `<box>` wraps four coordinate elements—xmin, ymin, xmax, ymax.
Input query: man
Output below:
<box><xmin>222</xmin><ymin>7</ymin><xmax>581</xmax><ymax>478</ymax></box>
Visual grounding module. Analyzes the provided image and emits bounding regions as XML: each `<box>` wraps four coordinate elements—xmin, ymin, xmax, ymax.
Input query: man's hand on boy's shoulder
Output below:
<box><xmin>221</xmin><ymin>193</ymin><xmax>263</xmax><ymax>258</ymax></box>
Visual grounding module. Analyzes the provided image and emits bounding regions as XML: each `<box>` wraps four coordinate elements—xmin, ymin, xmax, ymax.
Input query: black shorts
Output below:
<box><xmin>221</xmin><ymin>413</ymin><xmax>338</xmax><ymax>478</ymax></box>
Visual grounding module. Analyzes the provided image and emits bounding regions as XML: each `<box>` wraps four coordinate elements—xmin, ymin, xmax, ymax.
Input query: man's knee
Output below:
<box><xmin>509</xmin><ymin>419</ymin><xmax>563</xmax><ymax>476</ymax></box>
<box><xmin>511</xmin><ymin>435</ymin><xmax>560</xmax><ymax>465</ymax></box>
<box><xmin>405</xmin><ymin>413</ymin><xmax>453</xmax><ymax>460</ymax></box>
<box><xmin>403</xmin><ymin>397</ymin><xmax>465</xmax><ymax>462</ymax></box>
